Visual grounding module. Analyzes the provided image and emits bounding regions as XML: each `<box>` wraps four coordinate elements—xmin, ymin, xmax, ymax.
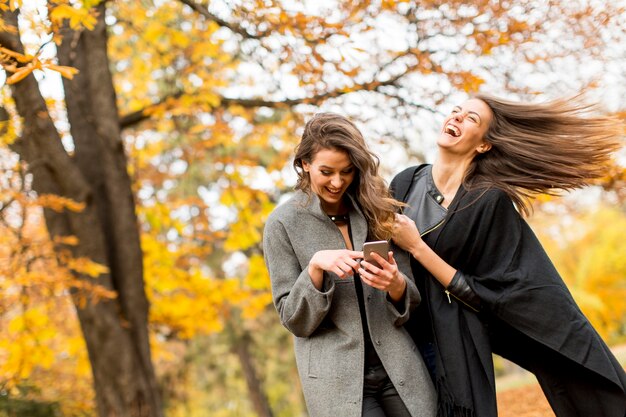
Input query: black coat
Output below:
<box><xmin>391</xmin><ymin>165</ymin><xmax>626</xmax><ymax>417</ymax></box>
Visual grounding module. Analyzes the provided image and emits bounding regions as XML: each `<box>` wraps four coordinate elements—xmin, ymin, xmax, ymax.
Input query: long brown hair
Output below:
<box><xmin>465</xmin><ymin>93</ymin><xmax>624</xmax><ymax>215</ymax></box>
<box><xmin>294</xmin><ymin>113</ymin><xmax>403</xmax><ymax>240</ymax></box>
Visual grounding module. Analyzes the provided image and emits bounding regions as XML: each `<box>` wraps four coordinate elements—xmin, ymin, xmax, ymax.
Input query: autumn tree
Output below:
<box><xmin>1</xmin><ymin>0</ymin><xmax>624</xmax><ymax>416</ymax></box>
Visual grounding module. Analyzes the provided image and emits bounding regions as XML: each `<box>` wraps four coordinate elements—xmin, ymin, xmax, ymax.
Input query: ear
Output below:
<box><xmin>477</xmin><ymin>142</ymin><xmax>492</xmax><ymax>154</ymax></box>
<box><xmin>302</xmin><ymin>160</ymin><xmax>311</xmax><ymax>172</ymax></box>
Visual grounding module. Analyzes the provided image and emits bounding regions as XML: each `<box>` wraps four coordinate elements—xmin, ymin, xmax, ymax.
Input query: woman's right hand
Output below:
<box><xmin>392</xmin><ymin>213</ymin><xmax>424</xmax><ymax>255</ymax></box>
<box><xmin>308</xmin><ymin>250</ymin><xmax>363</xmax><ymax>289</ymax></box>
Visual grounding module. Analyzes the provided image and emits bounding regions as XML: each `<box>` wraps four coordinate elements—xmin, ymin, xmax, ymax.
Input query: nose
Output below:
<box><xmin>453</xmin><ymin>112</ymin><xmax>464</xmax><ymax>122</ymax></box>
<box><xmin>330</xmin><ymin>175</ymin><xmax>343</xmax><ymax>188</ymax></box>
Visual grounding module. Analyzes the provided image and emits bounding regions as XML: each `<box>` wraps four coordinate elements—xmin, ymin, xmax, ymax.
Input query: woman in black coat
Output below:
<box><xmin>390</xmin><ymin>93</ymin><xmax>626</xmax><ymax>417</ymax></box>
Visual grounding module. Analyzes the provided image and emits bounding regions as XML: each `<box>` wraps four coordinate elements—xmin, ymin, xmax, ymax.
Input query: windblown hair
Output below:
<box><xmin>294</xmin><ymin>113</ymin><xmax>403</xmax><ymax>240</ymax></box>
<box><xmin>466</xmin><ymin>93</ymin><xmax>624</xmax><ymax>216</ymax></box>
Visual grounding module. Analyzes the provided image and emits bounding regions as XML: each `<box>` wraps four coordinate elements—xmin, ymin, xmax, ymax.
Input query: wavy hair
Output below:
<box><xmin>294</xmin><ymin>113</ymin><xmax>403</xmax><ymax>240</ymax></box>
<box><xmin>465</xmin><ymin>93</ymin><xmax>623</xmax><ymax>216</ymax></box>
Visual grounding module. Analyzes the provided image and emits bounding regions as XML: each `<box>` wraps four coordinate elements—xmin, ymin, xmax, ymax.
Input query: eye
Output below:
<box><xmin>321</xmin><ymin>171</ymin><xmax>332</xmax><ymax>176</ymax></box>
<box><xmin>468</xmin><ymin>116</ymin><xmax>478</xmax><ymax>123</ymax></box>
<box><xmin>341</xmin><ymin>167</ymin><xmax>354</xmax><ymax>175</ymax></box>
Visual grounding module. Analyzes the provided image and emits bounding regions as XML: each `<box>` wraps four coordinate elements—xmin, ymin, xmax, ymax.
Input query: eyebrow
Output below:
<box><xmin>453</xmin><ymin>106</ymin><xmax>482</xmax><ymax>124</ymax></box>
<box><xmin>319</xmin><ymin>164</ymin><xmax>354</xmax><ymax>170</ymax></box>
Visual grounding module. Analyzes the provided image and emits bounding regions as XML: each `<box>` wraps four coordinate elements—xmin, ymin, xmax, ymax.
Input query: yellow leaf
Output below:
<box><xmin>49</xmin><ymin>4</ymin><xmax>97</xmax><ymax>30</ymax></box>
<box><xmin>45</xmin><ymin>63</ymin><xmax>80</xmax><ymax>79</ymax></box>
<box><xmin>54</xmin><ymin>235</ymin><xmax>80</xmax><ymax>246</ymax></box>
<box><xmin>66</xmin><ymin>257</ymin><xmax>109</xmax><ymax>278</ymax></box>
<box><xmin>5</xmin><ymin>66</ymin><xmax>34</xmax><ymax>84</ymax></box>
<box><xmin>36</xmin><ymin>194</ymin><xmax>86</xmax><ymax>212</ymax></box>
<box><xmin>0</xmin><ymin>46</ymin><xmax>33</xmax><ymax>63</ymax></box>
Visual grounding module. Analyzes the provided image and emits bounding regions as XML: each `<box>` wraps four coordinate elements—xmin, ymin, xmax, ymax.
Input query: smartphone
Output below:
<box><xmin>362</xmin><ymin>240</ymin><xmax>389</xmax><ymax>269</ymax></box>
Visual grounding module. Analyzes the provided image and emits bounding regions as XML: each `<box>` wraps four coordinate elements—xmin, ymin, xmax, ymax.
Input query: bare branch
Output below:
<box><xmin>119</xmin><ymin>65</ymin><xmax>419</xmax><ymax>129</ymax></box>
<box><xmin>177</xmin><ymin>0</ymin><xmax>265</xmax><ymax>40</ymax></box>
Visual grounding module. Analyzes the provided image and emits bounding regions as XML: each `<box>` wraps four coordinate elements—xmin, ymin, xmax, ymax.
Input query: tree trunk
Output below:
<box><xmin>2</xmin><ymin>5</ymin><xmax>163</xmax><ymax>417</ymax></box>
<box><xmin>230</xmin><ymin>328</ymin><xmax>274</xmax><ymax>417</ymax></box>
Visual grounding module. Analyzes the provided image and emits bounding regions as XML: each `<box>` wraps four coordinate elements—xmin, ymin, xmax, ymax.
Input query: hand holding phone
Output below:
<box><xmin>362</xmin><ymin>240</ymin><xmax>389</xmax><ymax>269</ymax></box>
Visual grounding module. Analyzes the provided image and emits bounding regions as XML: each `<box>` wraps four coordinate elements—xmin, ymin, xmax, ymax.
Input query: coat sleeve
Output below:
<box><xmin>451</xmin><ymin>190</ymin><xmax>626</xmax><ymax>391</ymax></box>
<box><xmin>385</xmin><ymin>271</ymin><xmax>421</xmax><ymax>326</ymax></box>
<box><xmin>263</xmin><ymin>216</ymin><xmax>335</xmax><ymax>338</ymax></box>
<box><xmin>447</xmin><ymin>189</ymin><xmax>525</xmax><ymax>309</ymax></box>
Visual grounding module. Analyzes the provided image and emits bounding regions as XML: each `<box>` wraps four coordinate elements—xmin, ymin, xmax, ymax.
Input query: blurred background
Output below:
<box><xmin>1</xmin><ymin>1</ymin><xmax>624</xmax><ymax>416</ymax></box>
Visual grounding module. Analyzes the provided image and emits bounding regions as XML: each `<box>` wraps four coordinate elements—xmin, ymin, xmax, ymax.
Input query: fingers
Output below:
<box><xmin>334</xmin><ymin>253</ymin><xmax>361</xmax><ymax>278</ymax></box>
<box><xmin>394</xmin><ymin>213</ymin><xmax>410</xmax><ymax>224</ymax></box>
<box><xmin>359</xmin><ymin>253</ymin><xmax>399</xmax><ymax>290</ymax></box>
<box><xmin>332</xmin><ymin>264</ymin><xmax>353</xmax><ymax>278</ymax></box>
<box><xmin>366</xmin><ymin>252</ymin><xmax>393</xmax><ymax>269</ymax></box>
<box><xmin>393</xmin><ymin>214</ymin><xmax>417</xmax><ymax>230</ymax></box>
<box><xmin>359</xmin><ymin>270</ymin><xmax>384</xmax><ymax>290</ymax></box>
<box><xmin>359</xmin><ymin>265</ymin><xmax>396</xmax><ymax>290</ymax></box>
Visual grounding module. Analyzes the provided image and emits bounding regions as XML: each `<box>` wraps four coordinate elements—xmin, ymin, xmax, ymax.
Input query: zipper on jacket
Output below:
<box><xmin>420</xmin><ymin>218</ymin><xmax>445</xmax><ymax>237</ymax></box>
<box><xmin>445</xmin><ymin>289</ymin><xmax>480</xmax><ymax>313</ymax></box>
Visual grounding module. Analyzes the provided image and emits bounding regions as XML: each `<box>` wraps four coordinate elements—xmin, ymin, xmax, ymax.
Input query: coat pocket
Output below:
<box><xmin>306</xmin><ymin>328</ymin><xmax>338</xmax><ymax>379</ymax></box>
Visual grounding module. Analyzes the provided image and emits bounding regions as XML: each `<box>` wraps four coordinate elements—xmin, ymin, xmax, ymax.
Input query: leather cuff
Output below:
<box><xmin>446</xmin><ymin>271</ymin><xmax>482</xmax><ymax>312</ymax></box>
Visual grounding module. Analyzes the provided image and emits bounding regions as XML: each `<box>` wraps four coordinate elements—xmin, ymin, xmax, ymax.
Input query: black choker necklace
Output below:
<box><xmin>328</xmin><ymin>213</ymin><xmax>349</xmax><ymax>223</ymax></box>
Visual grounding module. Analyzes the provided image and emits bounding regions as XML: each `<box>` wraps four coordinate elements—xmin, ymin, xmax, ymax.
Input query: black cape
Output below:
<box><xmin>392</xmin><ymin>165</ymin><xmax>626</xmax><ymax>417</ymax></box>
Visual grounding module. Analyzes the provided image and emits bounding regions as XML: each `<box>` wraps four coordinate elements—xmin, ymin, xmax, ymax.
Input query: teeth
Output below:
<box><xmin>445</xmin><ymin>124</ymin><xmax>460</xmax><ymax>137</ymax></box>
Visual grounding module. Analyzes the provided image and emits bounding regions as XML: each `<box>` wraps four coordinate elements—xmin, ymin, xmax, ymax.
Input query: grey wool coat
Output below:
<box><xmin>263</xmin><ymin>190</ymin><xmax>436</xmax><ymax>417</ymax></box>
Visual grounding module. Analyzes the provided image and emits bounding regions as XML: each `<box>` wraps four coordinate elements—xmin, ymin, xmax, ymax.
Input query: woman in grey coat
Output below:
<box><xmin>263</xmin><ymin>113</ymin><xmax>436</xmax><ymax>417</ymax></box>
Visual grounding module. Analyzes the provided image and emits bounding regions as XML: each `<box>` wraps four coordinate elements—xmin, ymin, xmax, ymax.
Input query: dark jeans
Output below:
<box><xmin>362</xmin><ymin>364</ymin><xmax>411</xmax><ymax>417</ymax></box>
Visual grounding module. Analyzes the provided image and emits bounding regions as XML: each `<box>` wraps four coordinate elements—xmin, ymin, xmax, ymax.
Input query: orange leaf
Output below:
<box><xmin>45</xmin><ymin>63</ymin><xmax>80</xmax><ymax>79</ymax></box>
<box><xmin>5</xmin><ymin>66</ymin><xmax>34</xmax><ymax>84</ymax></box>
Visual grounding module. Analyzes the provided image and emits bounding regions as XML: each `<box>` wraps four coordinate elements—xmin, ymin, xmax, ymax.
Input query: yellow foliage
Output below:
<box><xmin>5</xmin><ymin>65</ymin><xmax>34</xmax><ymax>84</ymax></box>
<box><xmin>245</xmin><ymin>254</ymin><xmax>271</xmax><ymax>291</ymax></box>
<box><xmin>224</xmin><ymin>219</ymin><xmax>261</xmax><ymax>251</ymax></box>
<box><xmin>0</xmin><ymin>119</ymin><xmax>17</xmax><ymax>145</ymax></box>
<box><xmin>533</xmin><ymin>205</ymin><xmax>626</xmax><ymax>342</ymax></box>
<box><xmin>65</xmin><ymin>256</ymin><xmax>110</xmax><ymax>278</ymax></box>
<box><xmin>449</xmin><ymin>71</ymin><xmax>486</xmax><ymax>93</ymax></box>
<box><xmin>0</xmin><ymin>46</ymin><xmax>33</xmax><ymax>63</ymax></box>
<box><xmin>35</xmin><ymin>194</ymin><xmax>86</xmax><ymax>212</ymax></box>
<box><xmin>45</xmin><ymin>63</ymin><xmax>80</xmax><ymax>79</ymax></box>
<box><xmin>240</xmin><ymin>292</ymin><xmax>273</xmax><ymax>320</ymax></box>
<box><xmin>53</xmin><ymin>235</ymin><xmax>79</xmax><ymax>246</ymax></box>
<box><xmin>49</xmin><ymin>3</ymin><xmax>97</xmax><ymax>30</ymax></box>
<box><xmin>0</xmin><ymin>187</ymin><xmax>100</xmax><ymax>414</ymax></box>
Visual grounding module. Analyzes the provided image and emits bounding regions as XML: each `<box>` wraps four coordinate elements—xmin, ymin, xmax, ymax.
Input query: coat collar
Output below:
<box><xmin>292</xmin><ymin>189</ymin><xmax>369</xmax><ymax>248</ymax></box>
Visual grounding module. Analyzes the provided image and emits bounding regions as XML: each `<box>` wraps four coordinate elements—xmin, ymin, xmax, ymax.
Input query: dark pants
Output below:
<box><xmin>362</xmin><ymin>364</ymin><xmax>411</xmax><ymax>417</ymax></box>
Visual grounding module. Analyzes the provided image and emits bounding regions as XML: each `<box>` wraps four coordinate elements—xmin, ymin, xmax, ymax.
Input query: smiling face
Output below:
<box><xmin>438</xmin><ymin>98</ymin><xmax>493</xmax><ymax>158</ymax></box>
<box><xmin>302</xmin><ymin>147</ymin><xmax>356</xmax><ymax>213</ymax></box>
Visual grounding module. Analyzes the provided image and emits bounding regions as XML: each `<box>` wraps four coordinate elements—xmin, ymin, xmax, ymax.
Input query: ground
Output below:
<box><xmin>496</xmin><ymin>343</ymin><xmax>626</xmax><ymax>417</ymax></box>
<box><xmin>497</xmin><ymin>384</ymin><xmax>554</xmax><ymax>417</ymax></box>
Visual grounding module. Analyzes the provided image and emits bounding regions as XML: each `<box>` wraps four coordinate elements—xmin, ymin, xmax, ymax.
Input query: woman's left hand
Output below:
<box><xmin>359</xmin><ymin>251</ymin><xmax>406</xmax><ymax>302</ymax></box>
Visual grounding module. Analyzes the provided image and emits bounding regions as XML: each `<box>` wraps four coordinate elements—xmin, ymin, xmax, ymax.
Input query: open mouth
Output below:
<box><xmin>445</xmin><ymin>124</ymin><xmax>461</xmax><ymax>137</ymax></box>
<box><xmin>326</xmin><ymin>187</ymin><xmax>342</xmax><ymax>195</ymax></box>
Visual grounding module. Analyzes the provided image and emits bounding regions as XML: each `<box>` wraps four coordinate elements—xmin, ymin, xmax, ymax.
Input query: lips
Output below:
<box><xmin>326</xmin><ymin>187</ymin><xmax>342</xmax><ymax>195</ymax></box>
<box><xmin>444</xmin><ymin>123</ymin><xmax>461</xmax><ymax>137</ymax></box>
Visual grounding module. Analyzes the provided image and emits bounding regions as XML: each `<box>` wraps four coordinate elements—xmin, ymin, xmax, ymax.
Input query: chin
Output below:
<box><xmin>437</xmin><ymin>135</ymin><xmax>461</xmax><ymax>148</ymax></box>
<box><xmin>324</xmin><ymin>193</ymin><xmax>343</xmax><ymax>202</ymax></box>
